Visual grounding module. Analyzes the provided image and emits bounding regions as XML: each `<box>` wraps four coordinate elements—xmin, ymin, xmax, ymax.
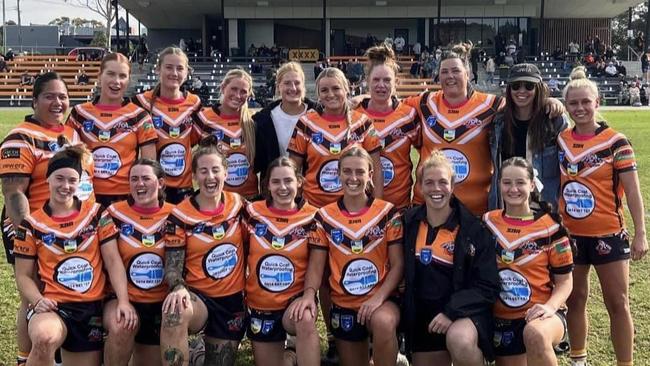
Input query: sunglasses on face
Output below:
<box><xmin>510</xmin><ymin>81</ymin><xmax>536</xmax><ymax>91</ymax></box>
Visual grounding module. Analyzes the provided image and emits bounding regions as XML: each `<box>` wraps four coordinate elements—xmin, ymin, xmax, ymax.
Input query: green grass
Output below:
<box><xmin>0</xmin><ymin>109</ymin><xmax>647</xmax><ymax>365</ymax></box>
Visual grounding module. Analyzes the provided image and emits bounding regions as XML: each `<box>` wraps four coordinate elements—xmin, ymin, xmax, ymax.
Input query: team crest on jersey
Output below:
<box><xmin>250</xmin><ymin>317</ymin><xmax>262</xmax><ymax>334</ymax></box>
<box><xmin>366</xmin><ymin>225</ymin><xmax>384</xmax><ymax>241</ymax></box>
<box><xmin>419</xmin><ymin>248</ymin><xmax>432</xmax><ymax>265</ymax></box>
<box><xmin>349</xmin><ymin>132</ymin><xmax>360</xmax><ymax>142</ymax></box>
<box><xmin>212</xmin><ymin>225</ymin><xmax>225</xmax><ymax>240</ymax></box>
<box><xmin>341</xmin><ymin>315</ymin><xmax>354</xmax><ymax>331</ymax></box>
<box><xmin>83</xmin><ymin>120</ymin><xmax>94</xmax><ymax>132</ymax></box>
<box><xmin>152</xmin><ymin>116</ymin><xmax>163</xmax><ymax>129</ymax></box>
<box><xmin>522</xmin><ymin>240</ymin><xmax>539</xmax><ymax>254</ymax></box>
<box><xmin>502</xmin><ymin>331</ymin><xmax>514</xmax><ymax>346</ymax></box>
<box><xmin>351</xmin><ymin>240</ymin><xmax>364</xmax><ymax>254</ymax></box>
<box><xmin>63</xmin><ymin>239</ymin><xmax>77</xmax><ymax>253</ymax></box>
<box><xmin>596</xmin><ymin>240</ymin><xmax>612</xmax><ymax>255</ymax></box>
<box><xmin>443</xmin><ymin>129</ymin><xmax>456</xmax><ymax>142</ymax></box>
<box><xmin>582</xmin><ymin>153</ymin><xmax>603</xmax><ymax>168</ymax></box>
<box><xmin>169</xmin><ymin>127</ymin><xmax>181</xmax><ymax>138</ymax></box>
<box><xmin>289</xmin><ymin>226</ymin><xmax>307</xmax><ymax>240</ymax></box>
<box><xmin>230</xmin><ymin>138</ymin><xmax>241</xmax><ymax>149</ymax></box>
<box><xmin>567</xmin><ymin>163</ymin><xmax>579</xmax><ymax>176</ymax></box>
<box><xmin>79</xmin><ymin>225</ymin><xmax>96</xmax><ymax>239</ymax></box>
<box><xmin>558</xmin><ymin>151</ymin><xmax>565</xmax><ymax>163</ymax></box>
<box><xmin>193</xmin><ymin>222</ymin><xmax>205</xmax><ymax>234</ymax></box>
<box><xmin>142</xmin><ymin>234</ymin><xmax>156</xmax><ymax>248</ymax></box>
<box><xmin>121</xmin><ymin>224</ymin><xmax>134</xmax><ymax>236</ymax></box>
<box><xmin>272</xmin><ymin>236</ymin><xmax>285</xmax><ymax>250</ymax></box>
<box><xmin>212</xmin><ymin>130</ymin><xmax>224</xmax><ymax>140</ymax></box>
<box><xmin>329</xmin><ymin>142</ymin><xmax>341</xmax><ymax>155</ymax></box>
<box><xmin>41</xmin><ymin>232</ymin><xmax>55</xmax><ymax>246</ymax></box>
<box><xmin>98</xmin><ymin>130</ymin><xmax>111</xmax><ymax>142</ymax></box>
<box><xmin>255</xmin><ymin>223</ymin><xmax>267</xmax><ymax>237</ymax></box>
<box><xmin>262</xmin><ymin>320</ymin><xmax>275</xmax><ymax>335</ymax></box>
<box><xmin>331</xmin><ymin>229</ymin><xmax>343</xmax><ymax>244</ymax></box>
<box><xmin>501</xmin><ymin>250</ymin><xmax>515</xmax><ymax>264</ymax></box>
<box><xmin>331</xmin><ymin>312</ymin><xmax>340</xmax><ymax>329</ymax></box>
<box><xmin>311</xmin><ymin>132</ymin><xmax>323</xmax><ymax>144</ymax></box>
<box><xmin>464</xmin><ymin>118</ymin><xmax>483</xmax><ymax>128</ymax></box>
<box><xmin>426</xmin><ymin>116</ymin><xmax>437</xmax><ymax>127</ymax></box>
<box><xmin>48</xmin><ymin>141</ymin><xmax>60</xmax><ymax>152</ymax></box>
<box><xmin>390</xmin><ymin>128</ymin><xmax>405</xmax><ymax>138</ymax></box>
<box><xmin>116</xmin><ymin>122</ymin><xmax>132</xmax><ymax>133</ymax></box>
<box><xmin>442</xmin><ymin>241</ymin><xmax>455</xmax><ymax>255</ymax></box>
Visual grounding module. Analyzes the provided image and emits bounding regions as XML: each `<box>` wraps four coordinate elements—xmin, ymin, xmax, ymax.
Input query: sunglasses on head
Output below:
<box><xmin>510</xmin><ymin>81</ymin><xmax>536</xmax><ymax>91</ymax></box>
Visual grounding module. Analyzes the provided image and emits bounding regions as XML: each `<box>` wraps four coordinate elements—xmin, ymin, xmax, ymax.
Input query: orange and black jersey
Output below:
<box><xmin>13</xmin><ymin>199</ymin><xmax>116</xmax><ymax>303</ymax></box>
<box><xmin>193</xmin><ymin>105</ymin><xmax>259</xmax><ymax>198</ymax></box>
<box><xmin>133</xmin><ymin>91</ymin><xmax>202</xmax><ymax>190</ymax></box>
<box><xmin>557</xmin><ymin>122</ymin><xmax>637</xmax><ymax>237</ymax></box>
<box><xmin>287</xmin><ymin>109</ymin><xmax>382</xmax><ymax>208</ymax></box>
<box><xmin>67</xmin><ymin>98</ymin><xmax>157</xmax><ymax>196</ymax></box>
<box><xmin>102</xmin><ymin>200</ymin><xmax>175</xmax><ymax>303</ymax></box>
<box><xmin>309</xmin><ymin>198</ymin><xmax>402</xmax><ymax>310</ymax></box>
<box><xmin>165</xmin><ymin>191</ymin><xmax>247</xmax><ymax>298</ymax></box>
<box><xmin>356</xmin><ymin>97</ymin><xmax>420</xmax><ymax>209</ymax></box>
<box><xmin>243</xmin><ymin>199</ymin><xmax>318</xmax><ymax>311</ymax></box>
<box><xmin>0</xmin><ymin>116</ymin><xmax>95</xmax><ymax>212</ymax></box>
<box><xmin>483</xmin><ymin>210</ymin><xmax>573</xmax><ymax>319</ymax></box>
<box><xmin>404</xmin><ymin>91</ymin><xmax>504</xmax><ymax>215</ymax></box>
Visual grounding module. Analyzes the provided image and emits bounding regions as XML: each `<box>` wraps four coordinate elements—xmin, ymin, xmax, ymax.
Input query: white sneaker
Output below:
<box><xmin>396</xmin><ymin>352</ymin><xmax>410</xmax><ymax>366</ymax></box>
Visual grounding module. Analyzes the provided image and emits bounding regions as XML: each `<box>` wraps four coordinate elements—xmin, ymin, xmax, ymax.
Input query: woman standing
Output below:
<box><xmin>244</xmin><ymin>157</ymin><xmax>320</xmax><ymax>366</ymax></box>
<box><xmin>67</xmin><ymin>53</ymin><xmax>157</xmax><ymax>208</ymax></box>
<box><xmin>194</xmin><ymin>69</ymin><xmax>259</xmax><ymax>199</ymax></box>
<box><xmin>160</xmin><ymin>137</ymin><xmax>247</xmax><ymax>366</ymax></box>
<box><xmin>101</xmin><ymin>159</ymin><xmax>174</xmax><ymax>365</ymax></box>
<box><xmin>133</xmin><ymin>47</ymin><xmax>202</xmax><ymax>204</ymax></box>
<box><xmin>402</xmin><ymin>150</ymin><xmax>499</xmax><ymax>366</ymax></box>
<box><xmin>484</xmin><ymin>157</ymin><xmax>573</xmax><ymax>365</ymax></box>
<box><xmin>495</xmin><ymin>63</ymin><xmax>569</xmax><ymax>208</ymax></box>
<box><xmin>356</xmin><ymin>44</ymin><xmax>420</xmax><ymax>209</ymax></box>
<box><xmin>559</xmin><ymin>67</ymin><xmax>647</xmax><ymax>366</ymax></box>
<box><xmin>13</xmin><ymin>144</ymin><xmax>136</xmax><ymax>365</ymax></box>
<box><xmin>288</xmin><ymin>67</ymin><xmax>383</xmax><ymax>208</ymax></box>
<box><xmin>254</xmin><ymin>62</ymin><xmax>317</xmax><ymax>178</ymax></box>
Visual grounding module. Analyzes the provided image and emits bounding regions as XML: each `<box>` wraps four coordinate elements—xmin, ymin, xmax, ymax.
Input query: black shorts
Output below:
<box><xmin>329</xmin><ymin>298</ymin><xmax>400</xmax><ymax>342</ymax></box>
<box><xmin>493</xmin><ymin>310</ymin><xmax>567</xmax><ymax>357</ymax></box>
<box><xmin>246</xmin><ymin>307</ymin><xmax>287</xmax><ymax>343</ymax></box>
<box><xmin>165</xmin><ymin>187</ymin><xmax>194</xmax><ymax>205</ymax></box>
<box><xmin>411</xmin><ymin>299</ymin><xmax>447</xmax><ymax>353</ymax></box>
<box><xmin>28</xmin><ymin>301</ymin><xmax>104</xmax><ymax>353</ymax></box>
<box><xmin>573</xmin><ymin>232</ymin><xmax>630</xmax><ymax>265</ymax></box>
<box><xmin>95</xmin><ymin>194</ymin><xmax>129</xmax><ymax>211</ymax></box>
<box><xmin>194</xmin><ymin>291</ymin><xmax>246</xmax><ymax>341</ymax></box>
<box><xmin>133</xmin><ymin>301</ymin><xmax>163</xmax><ymax>345</ymax></box>
<box><xmin>1</xmin><ymin>206</ymin><xmax>15</xmax><ymax>264</ymax></box>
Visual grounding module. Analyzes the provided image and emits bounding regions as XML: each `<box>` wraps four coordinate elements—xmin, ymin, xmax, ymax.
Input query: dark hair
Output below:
<box><xmin>191</xmin><ymin>135</ymin><xmax>228</xmax><ymax>174</ymax></box>
<box><xmin>503</xmin><ymin>78</ymin><xmax>551</xmax><ymax>155</ymax></box>
<box><xmin>128</xmin><ymin>158</ymin><xmax>166</xmax><ymax>206</ymax></box>
<box><xmin>32</xmin><ymin>72</ymin><xmax>68</xmax><ymax>107</ymax></box>
<box><xmin>440</xmin><ymin>42</ymin><xmax>474</xmax><ymax>96</ymax></box>
<box><xmin>261</xmin><ymin>157</ymin><xmax>304</xmax><ymax>203</ymax></box>
<box><xmin>46</xmin><ymin>135</ymin><xmax>89</xmax><ymax>179</ymax></box>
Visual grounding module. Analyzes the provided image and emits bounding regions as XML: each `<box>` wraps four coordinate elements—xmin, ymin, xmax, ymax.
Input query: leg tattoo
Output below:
<box><xmin>205</xmin><ymin>342</ymin><xmax>236</xmax><ymax>366</ymax></box>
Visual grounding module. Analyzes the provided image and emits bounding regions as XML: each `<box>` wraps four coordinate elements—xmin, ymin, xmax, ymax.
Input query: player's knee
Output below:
<box><xmin>446</xmin><ymin>320</ymin><xmax>478</xmax><ymax>355</ymax></box>
<box><xmin>295</xmin><ymin>314</ymin><xmax>317</xmax><ymax>338</ymax></box>
<box><xmin>523</xmin><ymin>324</ymin><xmax>549</xmax><ymax>353</ymax></box>
<box><xmin>30</xmin><ymin>328</ymin><xmax>60</xmax><ymax>353</ymax></box>
<box><xmin>603</xmin><ymin>292</ymin><xmax>630</xmax><ymax>316</ymax></box>
<box><xmin>370</xmin><ymin>309</ymin><xmax>399</xmax><ymax>338</ymax></box>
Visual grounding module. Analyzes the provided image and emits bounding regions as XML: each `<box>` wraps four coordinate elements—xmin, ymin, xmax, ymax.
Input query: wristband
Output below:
<box><xmin>28</xmin><ymin>298</ymin><xmax>43</xmax><ymax>311</ymax></box>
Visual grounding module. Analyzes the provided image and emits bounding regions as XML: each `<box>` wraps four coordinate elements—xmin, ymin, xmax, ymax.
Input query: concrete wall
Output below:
<box><xmin>244</xmin><ymin>20</ymin><xmax>275</xmax><ymax>48</ymax></box>
<box><xmin>147</xmin><ymin>29</ymin><xmax>202</xmax><ymax>52</ymax></box>
<box><xmin>4</xmin><ymin>25</ymin><xmax>59</xmax><ymax>53</ymax></box>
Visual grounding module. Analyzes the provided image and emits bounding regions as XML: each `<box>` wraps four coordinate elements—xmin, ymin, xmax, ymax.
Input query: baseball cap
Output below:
<box><xmin>508</xmin><ymin>63</ymin><xmax>542</xmax><ymax>83</ymax></box>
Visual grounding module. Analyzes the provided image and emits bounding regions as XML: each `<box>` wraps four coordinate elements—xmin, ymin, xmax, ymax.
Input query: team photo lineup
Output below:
<box><xmin>0</xmin><ymin>33</ymin><xmax>648</xmax><ymax>366</ymax></box>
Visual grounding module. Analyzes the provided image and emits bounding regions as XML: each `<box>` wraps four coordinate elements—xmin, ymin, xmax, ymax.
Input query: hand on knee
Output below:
<box><xmin>161</xmin><ymin>305</ymin><xmax>193</xmax><ymax>331</ymax></box>
<box><xmin>295</xmin><ymin>314</ymin><xmax>317</xmax><ymax>337</ymax></box>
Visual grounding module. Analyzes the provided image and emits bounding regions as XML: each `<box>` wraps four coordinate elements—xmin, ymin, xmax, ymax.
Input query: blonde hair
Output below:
<box><xmin>339</xmin><ymin>147</ymin><xmax>374</xmax><ymax>196</ymax></box>
<box><xmin>417</xmin><ymin>149</ymin><xmax>455</xmax><ymax>185</ymax></box>
<box><xmin>562</xmin><ymin>66</ymin><xmax>599</xmax><ymax>100</ymax></box>
<box><xmin>150</xmin><ymin>46</ymin><xmax>191</xmax><ymax>113</ymax></box>
<box><xmin>219</xmin><ymin>68</ymin><xmax>256</xmax><ymax>164</ymax></box>
<box><xmin>275</xmin><ymin>61</ymin><xmax>306</xmax><ymax>100</ymax></box>
<box><xmin>315</xmin><ymin>67</ymin><xmax>353</xmax><ymax>138</ymax></box>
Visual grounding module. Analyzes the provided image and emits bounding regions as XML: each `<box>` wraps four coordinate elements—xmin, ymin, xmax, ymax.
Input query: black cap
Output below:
<box><xmin>508</xmin><ymin>63</ymin><xmax>542</xmax><ymax>84</ymax></box>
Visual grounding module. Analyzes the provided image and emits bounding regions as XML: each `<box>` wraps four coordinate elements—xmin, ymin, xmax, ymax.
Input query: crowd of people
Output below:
<box><xmin>0</xmin><ymin>40</ymin><xmax>646</xmax><ymax>366</ymax></box>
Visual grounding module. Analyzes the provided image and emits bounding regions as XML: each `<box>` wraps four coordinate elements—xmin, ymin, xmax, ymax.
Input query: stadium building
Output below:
<box><xmin>119</xmin><ymin>0</ymin><xmax>641</xmax><ymax>57</ymax></box>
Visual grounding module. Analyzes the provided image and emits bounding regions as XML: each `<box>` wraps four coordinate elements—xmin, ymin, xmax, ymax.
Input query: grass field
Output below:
<box><xmin>0</xmin><ymin>108</ymin><xmax>647</xmax><ymax>365</ymax></box>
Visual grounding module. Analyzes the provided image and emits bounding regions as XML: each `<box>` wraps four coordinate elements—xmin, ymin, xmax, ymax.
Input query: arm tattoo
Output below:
<box><xmin>205</xmin><ymin>342</ymin><xmax>237</xmax><ymax>366</ymax></box>
<box><xmin>6</xmin><ymin>192</ymin><xmax>29</xmax><ymax>225</ymax></box>
<box><xmin>163</xmin><ymin>311</ymin><xmax>182</xmax><ymax>328</ymax></box>
<box><xmin>163</xmin><ymin>346</ymin><xmax>184</xmax><ymax>366</ymax></box>
<box><xmin>164</xmin><ymin>249</ymin><xmax>186</xmax><ymax>290</ymax></box>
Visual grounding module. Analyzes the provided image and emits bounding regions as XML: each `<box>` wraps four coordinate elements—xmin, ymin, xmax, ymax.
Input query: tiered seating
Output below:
<box><xmin>0</xmin><ymin>55</ymin><xmax>99</xmax><ymax>105</ymax></box>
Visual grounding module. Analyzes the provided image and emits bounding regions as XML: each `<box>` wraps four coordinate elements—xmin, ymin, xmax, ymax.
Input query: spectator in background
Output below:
<box><xmin>384</xmin><ymin>33</ymin><xmax>394</xmax><ymax>49</ymax></box>
<box><xmin>616</xmin><ymin>60</ymin><xmax>627</xmax><ymax>77</ymax></box>
<box><xmin>248</xmin><ymin>43</ymin><xmax>257</xmax><ymax>57</ymax></box>
<box><xmin>617</xmin><ymin>81</ymin><xmax>630</xmax><ymax>105</ymax></box>
<box><xmin>605</xmin><ymin>45</ymin><xmax>614</xmax><ymax>60</ymax></box>
<box><xmin>394</xmin><ymin>35</ymin><xmax>405</xmax><ymax>54</ymax></box>
<box><xmin>635</xmin><ymin>32</ymin><xmax>644</xmax><ymax>53</ymax></box>
<box><xmin>19</xmin><ymin>71</ymin><xmax>34</xmax><ymax>86</ymax></box>
<box><xmin>77</xmin><ymin>70</ymin><xmax>89</xmax><ymax>85</ymax></box>
<box><xmin>413</xmin><ymin>41</ymin><xmax>421</xmax><ymax>58</ymax></box>
<box><xmin>584</xmin><ymin>52</ymin><xmax>595</xmax><ymax>66</ymax></box>
<box><xmin>552</xmin><ymin>46</ymin><xmax>564</xmax><ymax>61</ymax></box>
<box><xmin>506</xmin><ymin>40</ymin><xmax>517</xmax><ymax>57</ymax></box>
<box><xmin>605</xmin><ymin>62</ymin><xmax>618</xmax><ymax>77</ymax></box>
<box><xmin>0</xmin><ymin>56</ymin><xmax>7</xmax><ymax>73</ymax></box>
<box><xmin>137</xmin><ymin>37</ymin><xmax>149</xmax><ymax>71</ymax></box>
<box><xmin>470</xmin><ymin>45</ymin><xmax>480</xmax><ymax>83</ymax></box>
<box><xmin>569</xmin><ymin>40</ymin><xmax>580</xmax><ymax>56</ymax></box>
<box><xmin>5</xmin><ymin>48</ymin><xmax>14</xmax><ymax>61</ymax></box>
<box><xmin>642</xmin><ymin>51</ymin><xmax>649</xmax><ymax>82</ymax></box>
<box><xmin>179</xmin><ymin>38</ymin><xmax>186</xmax><ymax>52</ymax></box>
<box><xmin>629</xmin><ymin>82</ymin><xmax>642</xmax><ymax>106</ymax></box>
<box><xmin>548</xmin><ymin>76</ymin><xmax>560</xmax><ymax>94</ymax></box>
<box><xmin>76</xmin><ymin>51</ymin><xmax>86</xmax><ymax>62</ymax></box>
<box><xmin>593</xmin><ymin>36</ymin><xmax>603</xmax><ymax>56</ymax></box>
<box><xmin>485</xmin><ymin>56</ymin><xmax>496</xmax><ymax>85</ymax></box>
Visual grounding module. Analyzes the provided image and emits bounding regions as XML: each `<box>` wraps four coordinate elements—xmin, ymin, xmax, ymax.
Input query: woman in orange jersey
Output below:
<box><xmin>194</xmin><ymin>68</ymin><xmax>259</xmax><ymax>199</ymax></box>
<box><xmin>160</xmin><ymin>136</ymin><xmax>247</xmax><ymax>366</ymax></box>
<box><xmin>101</xmin><ymin>159</ymin><xmax>174</xmax><ymax>365</ymax></box>
<box><xmin>288</xmin><ymin>67</ymin><xmax>383</xmax><ymax>208</ymax></box>
<box><xmin>559</xmin><ymin>67</ymin><xmax>647</xmax><ymax>366</ymax></box>
<box><xmin>0</xmin><ymin>72</ymin><xmax>94</xmax><ymax>365</ymax></box>
<box><xmin>483</xmin><ymin>157</ymin><xmax>573</xmax><ymax>366</ymax></box>
<box><xmin>356</xmin><ymin>44</ymin><xmax>420</xmax><ymax>209</ymax></box>
<box><xmin>292</xmin><ymin>147</ymin><xmax>403</xmax><ymax>366</ymax></box>
<box><xmin>13</xmin><ymin>144</ymin><xmax>136</xmax><ymax>365</ymax></box>
<box><xmin>67</xmin><ymin>52</ymin><xmax>157</xmax><ymax>208</ymax></box>
<box><xmin>244</xmin><ymin>157</ymin><xmax>320</xmax><ymax>366</ymax></box>
<box><xmin>402</xmin><ymin>150</ymin><xmax>499</xmax><ymax>366</ymax></box>
<box><xmin>133</xmin><ymin>47</ymin><xmax>202</xmax><ymax>204</ymax></box>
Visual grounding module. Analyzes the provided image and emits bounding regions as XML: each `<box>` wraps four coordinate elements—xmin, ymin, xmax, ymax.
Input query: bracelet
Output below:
<box><xmin>29</xmin><ymin>298</ymin><xmax>43</xmax><ymax>311</ymax></box>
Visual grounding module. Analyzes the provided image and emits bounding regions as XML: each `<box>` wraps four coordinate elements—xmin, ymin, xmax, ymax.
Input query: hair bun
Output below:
<box><xmin>569</xmin><ymin>66</ymin><xmax>588</xmax><ymax>81</ymax></box>
<box><xmin>366</xmin><ymin>44</ymin><xmax>396</xmax><ymax>64</ymax></box>
<box><xmin>199</xmin><ymin>134</ymin><xmax>221</xmax><ymax>148</ymax></box>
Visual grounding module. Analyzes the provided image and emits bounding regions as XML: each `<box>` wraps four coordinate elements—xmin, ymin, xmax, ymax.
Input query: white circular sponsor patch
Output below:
<box><xmin>226</xmin><ymin>153</ymin><xmax>250</xmax><ymax>187</ymax></box>
<box><xmin>442</xmin><ymin>149</ymin><xmax>470</xmax><ymax>183</ymax></box>
<box><xmin>55</xmin><ymin>257</ymin><xmax>94</xmax><ymax>293</ymax></box>
<box><xmin>258</xmin><ymin>255</ymin><xmax>295</xmax><ymax>292</ymax></box>
<box><xmin>129</xmin><ymin>253</ymin><xmax>164</xmax><ymax>290</ymax></box>
<box><xmin>498</xmin><ymin>269</ymin><xmax>531</xmax><ymax>308</ymax></box>
<box><xmin>341</xmin><ymin>259</ymin><xmax>379</xmax><ymax>296</ymax></box>
<box><xmin>204</xmin><ymin>243</ymin><xmax>238</xmax><ymax>279</ymax></box>
<box><xmin>317</xmin><ymin>160</ymin><xmax>341</xmax><ymax>193</ymax></box>
<box><xmin>381</xmin><ymin>156</ymin><xmax>394</xmax><ymax>187</ymax></box>
<box><xmin>160</xmin><ymin>143</ymin><xmax>187</xmax><ymax>177</ymax></box>
<box><xmin>563</xmin><ymin>182</ymin><xmax>595</xmax><ymax>219</ymax></box>
<box><xmin>75</xmin><ymin>170</ymin><xmax>94</xmax><ymax>201</ymax></box>
<box><xmin>92</xmin><ymin>147</ymin><xmax>121</xmax><ymax>179</ymax></box>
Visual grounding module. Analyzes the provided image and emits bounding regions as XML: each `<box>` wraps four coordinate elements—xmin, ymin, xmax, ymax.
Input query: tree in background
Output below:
<box><xmin>65</xmin><ymin>0</ymin><xmax>115</xmax><ymax>49</ymax></box>
<box><xmin>611</xmin><ymin>2</ymin><xmax>648</xmax><ymax>60</ymax></box>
